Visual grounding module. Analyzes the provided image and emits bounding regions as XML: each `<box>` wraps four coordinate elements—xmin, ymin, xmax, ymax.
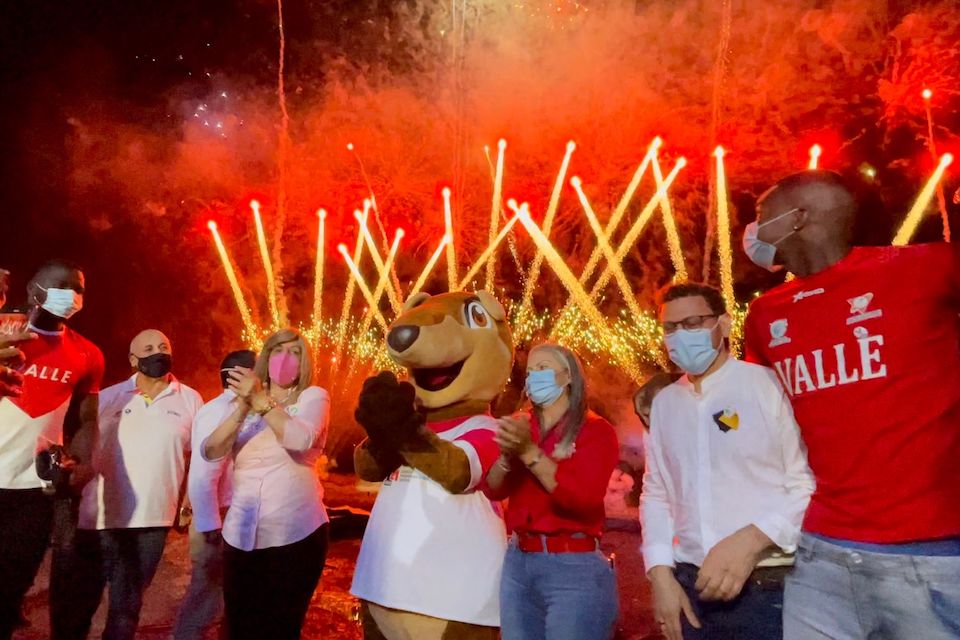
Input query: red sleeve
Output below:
<box><xmin>76</xmin><ymin>341</ymin><xmax>105</xmax><ymax>396</ymax></box>
<box><xmin>551</xmin><ymin>415</ymin><xmax>620</xmax><ymax>515</ymax></box>
<box><xmin>743</xmin><ymin>299</ymin><xmax>768</xmax><ymax>366</ymax></box>
<box><xmin>457</xmin><ymin>426</ymin><xmax>500</xmax><ymax>476</ymax></box>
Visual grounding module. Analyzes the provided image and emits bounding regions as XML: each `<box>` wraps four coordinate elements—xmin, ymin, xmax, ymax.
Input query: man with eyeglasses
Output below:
<box><xmin>743</xmin><ymin>170</ymin><xmax>960</xmax><ymax>639</ymax></box>
<box><xmin>641</xmin><ymin>281</ymin><xmax>814</xmax><ymax>640</ymax></box>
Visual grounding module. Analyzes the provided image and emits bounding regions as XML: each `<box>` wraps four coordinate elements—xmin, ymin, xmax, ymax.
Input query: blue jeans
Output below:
<box><xmin>50</xmin><ymin>527</ymin><xmax>169</xmax><ymax>640</ymax></box>
<box><xmin>172</xmin><ymin>524</ymin><xmax>225</xmax><ymax>639</ymax></box>
<box><xmin>674</xmin><ymin>562</ymin><xmax>785</xmax><ymax>640</ymax></box>
<box><xmin>499</xmin><ymin>543</ymin><xmax>618</xmax><ymax>640</ymax></box>
<box><xmin>784</xmin><ymin>533</ymin><xmax>960</xmax><ymax>639</ymax></box>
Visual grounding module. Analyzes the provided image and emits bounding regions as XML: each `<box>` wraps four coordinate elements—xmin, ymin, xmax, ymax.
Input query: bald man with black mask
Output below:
<box><xmin>52</xmin><ymin>329</ymin><xmax>202</xmax><ymax>640</ymax></box>
<box><xmin>743</xmin><ymin>171</ymin><xmax>960</xmax><ymax>639</ymax></box>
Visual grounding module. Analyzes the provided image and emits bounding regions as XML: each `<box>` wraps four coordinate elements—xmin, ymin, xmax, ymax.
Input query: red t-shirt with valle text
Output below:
<box><xmin>0</xmin><ymin>326</ymin><xmax>104</xmax><ymax>489</ymax></box>
<box><xmin>744</xmin><ymin>243</ymin><xmax>960</xmax><ymax>543</ymax></box>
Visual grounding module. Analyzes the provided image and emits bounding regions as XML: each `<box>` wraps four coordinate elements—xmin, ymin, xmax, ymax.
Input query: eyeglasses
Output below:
<box><xmin>661</xmin><ymin>314</ymin><xmax>719</xmax><ymax>334</ymax></box>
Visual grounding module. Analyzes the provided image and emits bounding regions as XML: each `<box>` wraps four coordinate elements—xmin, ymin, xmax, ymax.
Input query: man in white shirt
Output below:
<box><xmin>51</xmin><ymin>329</ymin><xmax>202</xmax><ymax>640</ymax></box>
<box><xmin>173</xmin><ymin>349</ymin><xmax>255</xmax><ymax>640</ymax></box>
<box><xmin>641</xmin><ymin>282</ymin><xmax>814</xmax><ymax>640</ymax></box>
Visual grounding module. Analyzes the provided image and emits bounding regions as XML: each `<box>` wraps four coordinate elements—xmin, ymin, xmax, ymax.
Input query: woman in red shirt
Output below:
<box><xmin>484</xmin><ymin>342</ymin><xmax>620</xmax><ymax>640</ymax></box>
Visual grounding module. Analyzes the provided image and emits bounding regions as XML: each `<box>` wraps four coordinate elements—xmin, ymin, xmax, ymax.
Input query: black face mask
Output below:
<box><xmin>137</xmin><ymin>353</ymin><xmax>172</xmax><ymax>378</ymax></box>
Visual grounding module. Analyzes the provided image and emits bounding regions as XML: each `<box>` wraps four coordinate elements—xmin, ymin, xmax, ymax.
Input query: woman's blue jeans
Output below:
<box><xmin>499</xmin><ymin>542</ymin><xmax>619</xmax><ymax>640</ymax></box>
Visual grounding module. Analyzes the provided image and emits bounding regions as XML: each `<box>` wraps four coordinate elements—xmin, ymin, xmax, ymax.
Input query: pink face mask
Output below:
<box><xmin>268</xmin><ymin>352</ymin><xmax>300</xmax><ymax>387</ymax></box>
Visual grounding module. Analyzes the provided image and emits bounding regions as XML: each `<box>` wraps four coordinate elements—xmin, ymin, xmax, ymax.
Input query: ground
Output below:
<box><xmin>15</xmin><ymin>473</ymin><xmax>663</xmax><ymax>639</ymax></box>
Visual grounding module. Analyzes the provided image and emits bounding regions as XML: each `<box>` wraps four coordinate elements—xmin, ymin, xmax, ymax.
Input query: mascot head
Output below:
<box><xmin>386</xmin><ymin>290</ymin><xmax>514</xmax><ymax>412</ymax></box>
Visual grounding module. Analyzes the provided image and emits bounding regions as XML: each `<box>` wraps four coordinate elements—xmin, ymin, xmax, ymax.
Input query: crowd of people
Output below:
<box><xmin>0</xmin><ymin>168</ymin><xmax>957</xmax><ymax>640</ymax></box>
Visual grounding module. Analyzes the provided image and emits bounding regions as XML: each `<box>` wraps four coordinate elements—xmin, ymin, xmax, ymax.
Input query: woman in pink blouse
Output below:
<box><xmin>203</xmin><ymin>329</ymin><xmax>331</xmax><ymax>640</ymax></box>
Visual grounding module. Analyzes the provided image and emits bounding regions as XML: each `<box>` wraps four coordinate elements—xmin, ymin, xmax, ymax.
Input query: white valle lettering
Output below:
<box><xmin>859</xmin><ymin>335</ymin><xmax>887</xmax><ymax>380</ymax></box>
<box><xmin>794</xmin><ymin>355</ymin><xmax>816</xmax><ymax>394</ymax></box>
<box><xmin>773</xmin><ymin>334</ymin><xmax>886</xmax><ymax>396</ymax></box>
<box><xmin>774</xmin><ymin>359</ymin><xmax>794</xmax><ymax>396</ymax></box>
<box><xmin>812</xmin><ymin>349</ymin><xmax>837</xmax><ymax>389</ymax></box>
<box><xmin>835</xmin><ymin>343</ymin><xmax>860</xmax><ymax>385</ymax></box>
<box><xmin>22</xmin><ymin>364</ymin><xmax>74</xmax><ymax>384</ymax></box>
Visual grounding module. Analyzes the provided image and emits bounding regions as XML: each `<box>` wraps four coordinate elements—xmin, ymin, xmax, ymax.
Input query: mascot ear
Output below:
<box><xmin>402</xmin><ymin>292</ymin><xmax>431</xmax><ymax>313</ymax></box>
<box><xmin>475</xmin><ymin>290</ymin><xmax>506</xmax><ymax>322</ymax></box>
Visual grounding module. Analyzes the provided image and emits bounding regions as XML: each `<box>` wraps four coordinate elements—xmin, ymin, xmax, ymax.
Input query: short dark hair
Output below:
<box><xmin>30</xmin><ymin>259</ymin><xmax>84</xmax><ymax>285</ymax></box>
<box><xmin>656</xmin><ymin>281</ymin><xmax>726</xmax><ymax>316</ymax></box>
<box><xmin>220</xmin><ymin>349</ymin><xmax>257</xmax><ymax>388</ymax></box>
<box><xmin>633</xmin><ymin>372</ymin><xmax>682</xmax><ymax>430</ymax></box>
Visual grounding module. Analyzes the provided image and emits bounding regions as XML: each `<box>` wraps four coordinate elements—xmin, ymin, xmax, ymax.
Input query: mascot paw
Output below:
<box><xmin>355</xmin><ymin>371</ymin><xmax>424</xmax><ymax>448</ymax></box>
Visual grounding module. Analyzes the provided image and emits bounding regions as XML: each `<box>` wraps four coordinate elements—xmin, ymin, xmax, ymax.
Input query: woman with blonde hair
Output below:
<box><xmin>203</xmin><ymin>328</ymin><xmax>330</xmax><ymax>640</ymax></box>
<box><xmin>484</xmin><ymin>342</ymin><xmax>620</xmax><ymax>640</ymax></box>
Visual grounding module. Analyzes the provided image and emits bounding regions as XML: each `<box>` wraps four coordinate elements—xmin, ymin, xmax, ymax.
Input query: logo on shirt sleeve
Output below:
<box><xmin>712</xmin><ymin>409</ymin><xmax>739</xmax><ymax>433</ymax></box>
<box><xmin>768</xmin><ymin>319</ymin><xmax>791</xmax><ymax>347</ymax></box>
<box><xmin>846</xmin><ymin>293</ymin><xmax>883</xmax><ymax>325</ymax></box>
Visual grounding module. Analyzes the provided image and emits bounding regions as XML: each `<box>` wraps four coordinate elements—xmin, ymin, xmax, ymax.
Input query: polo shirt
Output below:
<box><xmin>79</xmin><ymin>374</ymin><xmax>202</xmax><ymax>530</ymax></box>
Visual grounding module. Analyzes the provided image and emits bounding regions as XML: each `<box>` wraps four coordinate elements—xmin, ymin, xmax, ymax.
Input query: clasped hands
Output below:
<box><xmin>225</xmin><ymin>367</ymin><xmax>272</xmax><ymax>413</ymax></box>
<box><xmin>494</xmin><ymin>414</ymin><xmax>539</xmax><ymax>465</ymax></box>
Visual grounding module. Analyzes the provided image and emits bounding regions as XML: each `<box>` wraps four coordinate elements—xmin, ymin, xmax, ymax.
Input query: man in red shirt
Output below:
<box><xmin>0</xmin><ymin>260</ymin><xmax>103</xmax><ymax>640</ymax></box>
<box><xmin>743</xmin><ymin>170</ymin><xmax>960</xmax><ymax>639</ymax></box>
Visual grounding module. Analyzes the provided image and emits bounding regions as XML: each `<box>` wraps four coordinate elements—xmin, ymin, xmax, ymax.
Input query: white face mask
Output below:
<box><xmin>37</xmin><ymin>286</ymin><xmax>83</xmax><ymax>320</ymax></box>
<box><xmin>663</xmin><ymin>325</ymin><xmax>721</xmax><ymax>375</ymax></box>
<box><xmin>742</xmin><ymin>207</ymin><xmax>801</xmax><ymax>272</ymax></box>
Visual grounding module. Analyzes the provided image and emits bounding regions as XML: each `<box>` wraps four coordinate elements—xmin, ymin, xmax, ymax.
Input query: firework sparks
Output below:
<box><xmin>510</xmin><ymin>200</ymin><xmax>643</xmax><ymax>383</ymax></box>
<box><xmin>570</xmin><ymin>176</ymin><xmax>646</xmax><ymax>323</ymax></box>
<box><xmin>651</xmin><ymin>153</ymin><xmax>688</xmax><ymax>280</ymax></box>
<box><xmin>486</xmin><ymin>139</ymin><xmax>507</xmax><ymax>291</ymax></box>
<box><xmin>443</xmin><ymin>187</ymin><xmax>458</xmax><ymax>291</ymax></box>
<box><xmin>250</xmin><ymin>200</ymin><xmax>281</xmax><ymax>329</ymax></box>
<box><xmin>519</xmin><ymin>140</ymin><xmax>577</xmax><ymax>318</ymax></box>
<box><xmin>410</xmin><ymin>234</ymin><xmax>451</xmax><ymax>298</ymax></box>
<box><xmin>714</xmin><ymin>147</ymin><xmax>736</xmax><ymax>315</ymax></box>
<box><xmin>207</xmin><ymin>220</ymin><xmax>257</xmax><ymax>338</ymax></box>
<box><xmin>336</xmin><ymin>243</ymin><xmax>391</xmax><ymax>332</ymax></box>
<box><xmin>312</xmin><ymin>209</ymin><xmax>326</xmax><ymax>333</ymax></box>
<box><xmin>587</xmin><ymin>157</ymin><xmax>687</xmax><ymax>304</ymax></box>
<box><xmin>353</xmin><ymin>208</ymin><xmax>402</xmax><ymax>313</ymax></box>
<box><xmin>892</xmin><ymin>153</ymin><xmax>954</xmax><ymax>246</ymax></box>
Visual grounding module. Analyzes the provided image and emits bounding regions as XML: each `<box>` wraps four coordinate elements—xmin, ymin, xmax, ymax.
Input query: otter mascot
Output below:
<box><xmin>350</xmin><ymin>290</ymin><xmax>514</xmax><ymax>640</ymax></box>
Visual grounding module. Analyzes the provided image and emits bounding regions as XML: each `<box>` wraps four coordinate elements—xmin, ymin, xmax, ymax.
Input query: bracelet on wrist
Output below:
<box><xmin>254</xmin><ymin>396</ymin><xmax>277</xmax><ymax>415</ymax></box>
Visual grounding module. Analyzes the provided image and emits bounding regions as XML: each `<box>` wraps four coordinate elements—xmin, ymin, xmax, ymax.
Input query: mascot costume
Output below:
<box><xmin>350</xmin><ymin>290</ymin><xmax>514</xmax><ymax>640</ymax></box>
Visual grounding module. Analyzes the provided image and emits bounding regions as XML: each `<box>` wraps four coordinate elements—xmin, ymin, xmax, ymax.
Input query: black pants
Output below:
<box><xmin>0</xmin><ymin>488</ymin><xmax>53</xmax><ymax>640</ymax></box>
<box><xmin>223</xmin><ymin>524</ymin><xmax>328</xmax><ymax>640</ymax></box>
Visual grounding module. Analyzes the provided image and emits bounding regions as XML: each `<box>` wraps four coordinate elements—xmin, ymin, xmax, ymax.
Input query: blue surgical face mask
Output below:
<box><xmin>742</xmin><ymin>207</ymin><xmax>800</xmax><ymax>272</ymax></box>
<box><xmin>663</xmin><ymin>325</ymin><xmax>721</xmax><ymax>375</ymax></box>
<box><xmin>526</xmin><ymin>369</ymin><xmax>565</xmax><ymax>406</ymax></box>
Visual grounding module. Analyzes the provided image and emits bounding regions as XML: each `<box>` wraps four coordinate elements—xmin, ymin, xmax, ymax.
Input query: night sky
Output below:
<box><xmin>2</xmin><ymin>0</ymin><xmax>957</xmax><ymax>399</ymax></box>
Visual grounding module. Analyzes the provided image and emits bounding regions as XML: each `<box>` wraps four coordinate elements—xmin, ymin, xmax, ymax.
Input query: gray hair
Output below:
<box><xmin>529</xmin><ymin>342</ymin><xmax>588</xmax><ymax>457</ymax></box>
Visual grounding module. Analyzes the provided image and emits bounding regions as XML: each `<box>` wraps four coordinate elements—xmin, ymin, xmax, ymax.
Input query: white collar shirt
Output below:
<box><xmin>188</xmin><ymin>389</ymin><xmax>236</xmax><ymax>533</ymax></box>
<box><xmin>203</xmin><ymin>385</ymin><xmax>330</xmax><ymax>551</ymax></box>
<box><xmin>641</xmin><ymin>358</ymin><xmax>814</xmax><ymax>570</ymax></box>
<box><xmin>80</xmin><ymin>374</ymin><xmax>203</xmax><ymax>530</ymax></box>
